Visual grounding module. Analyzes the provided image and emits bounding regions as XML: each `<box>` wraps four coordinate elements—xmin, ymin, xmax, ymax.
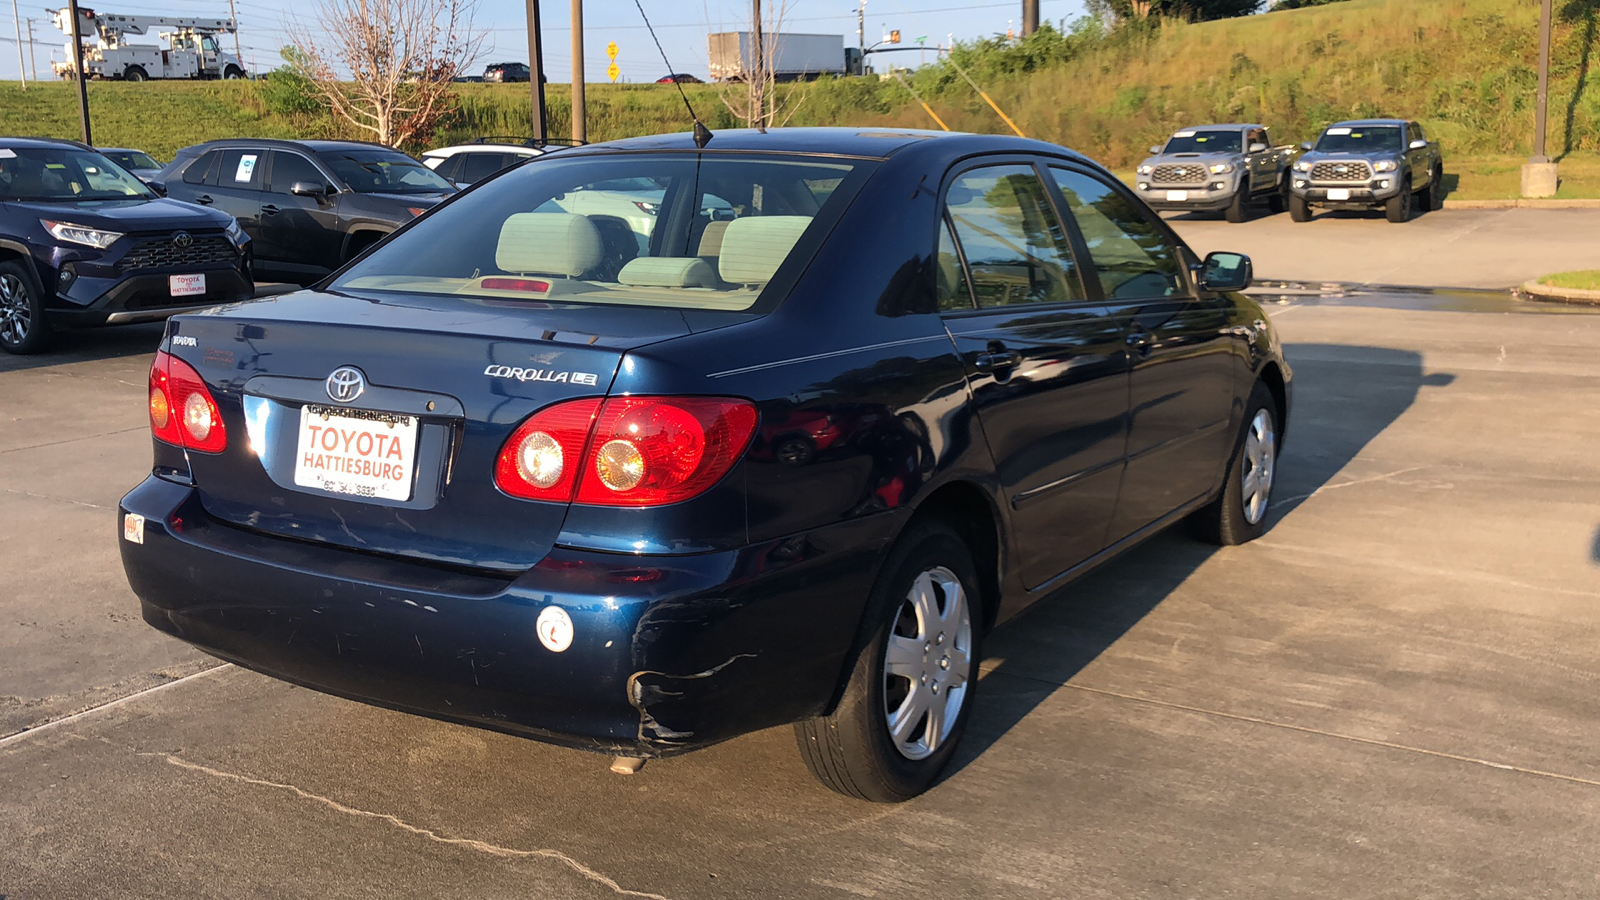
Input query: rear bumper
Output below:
<box><xmin>119</xmin><ymin>476</ymin><xmax>901</xmax><ymax>756</ymax></box>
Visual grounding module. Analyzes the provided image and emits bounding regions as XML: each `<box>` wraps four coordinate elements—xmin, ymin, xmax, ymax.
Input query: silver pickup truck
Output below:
<box><xmin>1133</xmin><ymin>123</ymin><xmax>1297</xmax><ymax>223</ymax></box>
<box><xmin>1289</xmin><ymin>119</ymin><xmax>1444</xmax><ymax>223</ymax></box>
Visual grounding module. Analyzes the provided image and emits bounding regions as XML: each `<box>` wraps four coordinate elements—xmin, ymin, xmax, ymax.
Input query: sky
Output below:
<box><xmin>1</xmin><ymin>0</ymin><xmax>1090</xmax><ymax>83</ymax></box>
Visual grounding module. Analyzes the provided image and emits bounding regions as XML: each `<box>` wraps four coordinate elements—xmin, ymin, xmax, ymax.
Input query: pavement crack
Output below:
<box><xmin>0</xmin><ymin>426</ymin><xmax>147</xmax><ymax>455</ymax></box>
<box><xmin>152</xmin><ymin>753</ymin><xmax>673</xmax><ymax>899</ymax></box>
<box><xmin>0</xmin><ymin>486</ymin><xmax>116</xmax><ymax>510</ymax></box>
<box><xmin>1272</xmin><ymin>465</ymin><xmax>1430</xmax><ymax>506</ymax></box>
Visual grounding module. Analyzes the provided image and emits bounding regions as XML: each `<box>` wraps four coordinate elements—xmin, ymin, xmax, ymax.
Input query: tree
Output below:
<box><xmin>1087</xmin><ymin>0</ymin><xmax>1263</xmax><ymax>21</ymax></box>
<box><xmin>287</xmin><ymin>0</ymin><xmax>485</xmax><ymax>148</ymax></box>
<box><xmin>1270</xmin><ymin>0</ymin><xmax>1349</xmax><ymax>9</ymax></box>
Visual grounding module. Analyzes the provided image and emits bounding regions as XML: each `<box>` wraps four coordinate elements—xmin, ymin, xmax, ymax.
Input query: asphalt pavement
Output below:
<box><xmin>4</xmin><ymin>278</ymin><xmax>1600</xmax><ymax>896</ymax></box>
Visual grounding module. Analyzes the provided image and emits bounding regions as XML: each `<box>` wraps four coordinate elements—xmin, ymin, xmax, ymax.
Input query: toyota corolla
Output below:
<box><xmin>118</xmin><ymin>128</ymin><xmax>1290</xmax><ymax>801</ymax></box>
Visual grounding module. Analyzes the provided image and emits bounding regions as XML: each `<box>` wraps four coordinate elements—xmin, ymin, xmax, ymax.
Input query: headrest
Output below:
<box><xmin>496</xmin><ymin>212</ymin><xmax>602</xmax><ymax>278</ymax></box>
<box><xmin>717</xmin><ymin>216</ymin><xmax>811</xmax><ymax>286</ymax></box>
<box><xmin>617</xmin><ymin>257</ymin><xmax>719</xmax><ymax>288</ymax></box>
<box><xmin>697</xmin><ymin>220</ymin><xmax>731</xmax><ymax>257</ymax></box>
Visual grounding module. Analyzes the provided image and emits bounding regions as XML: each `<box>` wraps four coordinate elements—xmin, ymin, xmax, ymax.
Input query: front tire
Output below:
<box><xmin>1224</xmin><ymin>188</ymin><xmax>1249</xmax><ymax>223</ymax></box>
<box><xmin>795</xmin><ymin>520</ymin><xmax>982</xmax><ymax>802</ymax></box>
<box><xmin>1386</xmin><ymin>179</ymin><xmax>1412</xmax><ymax>223</ymax></box>
<box><xmin>1186</xmin><ymin>381</ymin><xmax>1279</xmax><ymax>546</ymax></box>
<box><xmin>123</xmin><ymin>66</ymin><xmax>148</xmax><ymax>82</ymax></box>
<box><xmin>0</xmin><ymin>260</ymin><xmax>53</xmax><ymax>355</ymax></box>
<box><xmin>1288</xmin><ymin>193</ymin><xmax>1311</xmax><ymax>222</ymax></box>
<box><xmin>224</xmin><ymin>66</ymin><xmax>244</xmax><ymax>80</ymax></box>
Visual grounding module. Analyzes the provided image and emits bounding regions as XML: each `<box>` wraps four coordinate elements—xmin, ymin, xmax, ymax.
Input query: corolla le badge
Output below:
<box><xmin>325</xmin><ymin>366</ymin><xmax>367</xmax><ymax>403</ymax></box>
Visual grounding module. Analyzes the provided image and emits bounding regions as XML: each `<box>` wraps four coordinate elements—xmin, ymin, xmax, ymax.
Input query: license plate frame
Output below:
<box><xmin>169</xmin><ymin>273</ymin><xmax>206</xmax><ymax>297</ymax></box>
<box><xmin>1326</xmin><ymin>188</ymin><xmax>1352</xmax><ymax>201</ymax></box>
<box><xmin>1165</xmin><ymin>190</ymin><xmax>1189</xmax><ymax>202</ymax></box>
<box><xmin>293</xmin><ymin>405</ymin><xmax>419</xmax><ymax>502</ymax></box>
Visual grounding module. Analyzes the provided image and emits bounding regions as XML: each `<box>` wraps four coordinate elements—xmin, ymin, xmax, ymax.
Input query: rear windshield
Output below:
<box><xmin>1315</xmin><ymin>126</ymin><xmax>1402</xmax><ymax>153</ymax></box>
<box><xmin>321</xmin><ymin>149</ymin><xmax>456</xmax><ymax>194</ymax></box>
<box><xmin>0</xmin><ymin>147</ymin><xmax>153</xmax><ymax>201</ymax></box>
<box><xmin>1162</xmin><ymin>130</ymin><xmax>1241</xmax><ymax>154</ymax></box>
<box><xmin>332</xmin><ymin>153</ymin><xmax>874</xmax><ymax>312</ymax></box>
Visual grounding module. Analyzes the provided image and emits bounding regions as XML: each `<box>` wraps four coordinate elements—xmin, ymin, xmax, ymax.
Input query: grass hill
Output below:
<box><xmin>1</xmin><ymin>0</ymin><xmax>1596</xmax><ymax>199</ymax></box>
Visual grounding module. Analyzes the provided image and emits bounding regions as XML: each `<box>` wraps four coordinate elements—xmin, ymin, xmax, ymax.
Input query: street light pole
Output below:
<box><xmin>1523</xmin><ymin>0</ymin><xmax>1557</xmax><ymax>197</ymax></box>
<box><xmin>66</xmin><ymin>0</ymin><xmax>91</xmax><ymax>145</ymax></box>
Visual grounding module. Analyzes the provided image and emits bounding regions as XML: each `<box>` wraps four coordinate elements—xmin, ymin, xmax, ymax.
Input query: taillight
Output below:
<box><xmin>148</xmin><ymin>350</ymin><xmax>227</xmax><ymax>453</ymax></box>
<box><xmin>494</xmin><ymin>396</ymin><xmax>758</xmax><ymax>507</ymax></box>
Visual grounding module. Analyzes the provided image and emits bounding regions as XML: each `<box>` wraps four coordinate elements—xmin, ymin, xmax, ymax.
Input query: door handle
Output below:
<box><xmin>973</xmin><ymin>349</ymin><xmax>1021</xmax><ymax>373</ymax></box>
<box><xmin>1125</xmin><ymin>327</ymin><xmax>1153</xmax><ymax>358</ymax></box>
<box><xmin>195</xmin><ymin>194</ymin><xmax>214</xmax><ymax>205</ymax></box>
<box><xmin>261</xmin><ymin>204</ymin><xmax>281</xmax><ymax>216</ymax></box>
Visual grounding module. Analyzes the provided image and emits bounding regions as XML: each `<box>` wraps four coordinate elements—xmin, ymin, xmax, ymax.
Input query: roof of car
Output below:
<box><xmin>1331</xmin><ymin>119</ymin><xmax>1409</xmax><ymax>127</ymax></box>
<box><xmin>96</xmin><ymin>146</ymin><xmax>144</xmax><ymax>153</ymax></box>
<box><xmin>572</xmin><ymin>127</ymin><xmax>1091</xmax><ymax>162</ymax></box>
<box><xmin>0</xmin><ymin>136</ymin><xmax>92</xmax><ymax>150</ymax></box>
<box><xmin>1173</xmin><ymin>123</ymin><xmax>1265</xmax><ymax>132</ymax></box>
<box><xmin>176</xmin><ymin>138</ymin><xmax>405</xmax><ymax>155</ymax></box>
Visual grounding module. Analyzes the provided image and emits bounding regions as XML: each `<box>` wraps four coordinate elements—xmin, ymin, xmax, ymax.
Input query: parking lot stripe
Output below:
<box><xmin>0</xmin><ymin>664</ymin><xmax>231</xmax><ymax>749</ymax></box>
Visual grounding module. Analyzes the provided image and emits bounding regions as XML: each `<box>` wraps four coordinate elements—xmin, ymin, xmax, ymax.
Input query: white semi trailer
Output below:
<box><xmin>51</xmin><ymin>7</ymin><xmax>246</xmax><ymax>81</ymax></box>
<box><xmin>708</xmin><ymin>32</ymin><xmax>852</xmax><ymax>82</ymax></box>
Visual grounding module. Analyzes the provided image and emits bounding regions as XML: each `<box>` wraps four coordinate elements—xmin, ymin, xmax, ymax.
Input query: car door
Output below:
<box><xmin>938</xmin><ymin>161</ymin><xmax>1131</xmax><ymax>589</ymax></box>
<box><xmin>1048</xmin><ymin>166</ymin><xmax>1238</xmax><ymax>545</ymax></box>
<box><xmin>1406</xmin><ymin>122</ymin><xmax>1430</xmax><ymax>184</ymax></box>
<box><xmin>205</xmin><ymin>148</ymin><xmax>266</xmax><ymax>244</ymax></box>
<box><xmin>258</xmin><ymin>150</ymin><xmax>343</xmax><ymax>280</ymax></box>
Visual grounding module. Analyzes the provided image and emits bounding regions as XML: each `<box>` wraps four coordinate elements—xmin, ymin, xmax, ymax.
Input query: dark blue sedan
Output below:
<box><xmin>119</xmin><ymin>128</ymin><xmax>1290</xmax><ymax>801</ymax></box>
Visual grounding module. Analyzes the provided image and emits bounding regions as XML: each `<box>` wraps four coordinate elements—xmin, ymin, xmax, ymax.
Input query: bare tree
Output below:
<box><xmin>287</xmin><ymin>0</ymin><xmax>485</xmax><ymax>148</ymax></box>
<box><xmin>721</xmin><ymin>0</ymin><xmax>807</xmax><ymax>132</ymax></box>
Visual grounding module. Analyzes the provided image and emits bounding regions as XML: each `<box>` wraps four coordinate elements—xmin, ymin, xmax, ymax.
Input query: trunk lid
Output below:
<box><xmin>166</xmin><ymin>289</ymin><xmax>697</xmax><ymax>572</ymax></box>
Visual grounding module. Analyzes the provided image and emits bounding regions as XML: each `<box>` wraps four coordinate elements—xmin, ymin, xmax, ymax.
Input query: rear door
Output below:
<box><xmin>205</xmin><ymin>148</ymin><xmax>267</xmax><ymax>242</ymax></box>
<box><xmin>938</xmin><ymin>160</ymin><xmax>1130</xmax><ymax>589</ymax></box>
<box><xmin>1048</xmin><ymin>166</ymin><xmax>1237</xmax><ymax>544</ymax></box>
<box><xmin>258</xmin><ymin>150</ymin><xmax>343</xmax><ymax>279</ymax></box>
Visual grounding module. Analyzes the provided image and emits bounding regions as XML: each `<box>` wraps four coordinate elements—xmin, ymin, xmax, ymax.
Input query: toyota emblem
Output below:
<box><xmin>172</xmin><ymin>231</ymin><xmax>193</xmax><ymax>249</ymax></box>
<box><xmin>1334</xmin><ymin>165</ymin><xmax>1349</xmax><ymax>174</ymax></box>
<box><xmin>325</xmin><ymin>367</ymin><xmax>366</xmax><ymax>403</ymax></box>
<box><xmin>1174</xmin><ymin>168</ymin><xmax>1187</xmax><ymax>176</ymax></box>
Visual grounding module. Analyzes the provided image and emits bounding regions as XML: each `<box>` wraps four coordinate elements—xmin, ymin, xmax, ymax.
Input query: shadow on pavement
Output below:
<box><xmin>0</xmin><ymin>322</ymin><xmax>166</xmax><ymax>374</ymax></box>
<box><xmin>948</xmin><ymin>344</ymin><xmax>1451</xmax><ymax>779</ymax></box>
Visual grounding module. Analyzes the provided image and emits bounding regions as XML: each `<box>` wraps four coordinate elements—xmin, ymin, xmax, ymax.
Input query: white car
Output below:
<box><xmin>421</xmin><ymin>138</ymin><xmax>577</xmax><ymax>186</ymax></box>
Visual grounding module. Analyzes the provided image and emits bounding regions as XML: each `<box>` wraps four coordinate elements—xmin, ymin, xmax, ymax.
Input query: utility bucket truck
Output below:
<box><xmin>52</xmin><ymin>7</ymin><xmax>246</xmax><ymax>81</ymax></box>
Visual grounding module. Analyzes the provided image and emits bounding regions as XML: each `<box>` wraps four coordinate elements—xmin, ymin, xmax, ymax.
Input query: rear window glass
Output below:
<box><xmin>333</xmin><ymin>153</ymin><xmax>874</xmax><ymax>313</ymax></box>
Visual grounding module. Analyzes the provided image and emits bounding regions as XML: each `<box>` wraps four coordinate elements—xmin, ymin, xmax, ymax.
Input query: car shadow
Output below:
<box><xmin>0</xmin><ymin>322</ymin><xmax>165</xmax><ymax>374</ymax></box>
<box><xmin>944</xmin><ymin>343</ymin><xmax>1452</xmax><ymax>780</ymax></box>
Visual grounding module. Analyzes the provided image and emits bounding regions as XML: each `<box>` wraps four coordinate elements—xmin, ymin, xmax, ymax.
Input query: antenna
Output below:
<box><xmin>629</xmin><ymin>0</ymin><xmax>713</xmax><ymax>148</ymax></box>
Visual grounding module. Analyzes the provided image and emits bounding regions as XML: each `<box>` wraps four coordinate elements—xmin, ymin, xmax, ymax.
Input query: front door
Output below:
<box><xmin>1048</xmin><ymin>167</ymin><xmax>1238</xmax><ymax>544</ymax></box>
<box><xmin>258</xmin><ymin>150</ymin><xmax>343</xmax><ymax>282</ymax></box>
<box><xmin>938</xmin><ymin>162</ymin><xmax>1131</xmax><ymax>589</ymax></box>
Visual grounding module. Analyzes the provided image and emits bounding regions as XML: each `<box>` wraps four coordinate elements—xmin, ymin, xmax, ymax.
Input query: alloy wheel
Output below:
<box><xmin>882</xmin><ymin>565</ymin><xmax>973</xmax><ymax>761</ymax></box>
<box><xmin>0</xmin><ymin>273</ymin><xmax>30</xmax><ymax>347</ymax></box>
<box><xmin>1241</xmin><ymin>409</ymin><xmax>1277</xmax><ymax>526</ymax></box>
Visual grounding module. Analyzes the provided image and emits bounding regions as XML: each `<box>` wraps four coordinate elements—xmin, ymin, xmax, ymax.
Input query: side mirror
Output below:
<box><xmin>291</xmin><ymin>181</ymin><xmax>334</xmax><ymax>202</ymax></box>
<box><xmin>1150</xmin><ymin>145</ymin><xmax>1163</xmax><ymax>154</ymax></box>
<box><xmin>1197</xmin><ymin>251</ymin><xmax>1252</xmax><ymax>293</ymax></box>
<box><xmin>1301</xmin><ymin>142</ymin><xmax>1313</xmax><ymax>151</ymax></box>
<box><xmin>1248</xmin><ymin>142</ymin><xmax>1267</xmax><ymax>153</ymax></box>
<box><xmin>1409</xmin><ymin>139</ymin><xmax>1428</xmax><ymax>150</ymax></box>
<box><xmin>147</xmin><ymin>179</ymin><xmax>168</xmax><ymax>197</ymax></box>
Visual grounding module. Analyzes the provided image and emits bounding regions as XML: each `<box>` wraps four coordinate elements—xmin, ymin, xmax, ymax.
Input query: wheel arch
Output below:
<box><xmin>341</xmin><ymin>227</ymin><xmax>391</xmax><ymax>263</ymax></box>
<box><xmin>1257</xmin><ymin>359</ymin><xmax>1289</xmax><ymax>443</ymax></box>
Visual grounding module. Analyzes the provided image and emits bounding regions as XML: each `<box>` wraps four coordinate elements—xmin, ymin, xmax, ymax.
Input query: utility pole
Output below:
<box><xmin>25</xmin><ymin>17</ymin><xmax>37</xmax><ymax>81</ymax></box>
<box><xmin>66</xmin><ymin>0</ymin><xmax>90</xmax><ymax>144</ymax></box>
<box><xmin>1523</xmin><ymin>0</ymin><xmax>1557</xmax><ymax>197</ymax></box>
<box><xmin>226</xmin><ymin>0</ymin><xmax>241</xmax><ymax>73</ymax></box>
<box><xmin>1022</xmin><ymin>0</ymin><xmax>1038</xmax><ymax>37</ymax></box>
<box><xmin>525</xmin><ymin>0</ymin><xmax>546</xmax><ymax>140</ymax></box>
<box><xmin>570</xmin><ymin>0</ymin><xmax>585</xmax><ymax>142</ymax></box>
<box><xmin>750</xmin><ymin>0</ymin><xmax>764</xmax><ymax>129</ymax></box>
<box><xmin>856</xmin><ymin>0</ymin><xmax>865</xmax><ymax>62</ymax></box>
<box><xmin>11</xmin><ymin>0</ymin><xmax>25</xmax><ymax>89</ymax></box>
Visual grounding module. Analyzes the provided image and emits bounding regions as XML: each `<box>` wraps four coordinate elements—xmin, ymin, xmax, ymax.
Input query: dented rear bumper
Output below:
<box><xmin>119</xmin><ymin>475</ymin><xmax>900</xmax><ymax>756</ymax></box>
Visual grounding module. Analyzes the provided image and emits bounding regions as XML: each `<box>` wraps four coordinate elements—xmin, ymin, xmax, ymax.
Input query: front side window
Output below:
<box><xmin>269</xmin><ymin>152</ymin><xmax>327</xmax><ymax>194</ymax></box>
<box><xmin>321</xmin><ymin>149</ymin><xmax>455</xmax><ymax>195</ymax></box>
<box><xmin>0</xmin><ymin>147</ymin><xmax>153</xmax><ymax>201</ymax></box>
<box><xmin>332</xmin><ymin>153</ymin><xmax>873</xmax><ymax>313</ymax></box>
<box><xmin>943</xmin><ymin>165</ymin><xmax>1083</xmax><ymax>308</ymax></box>
<box><xmin>1315</xmin><ymin>126</ymin><xmax>1402</xmax><ymax>153</ymax></box>
<box><xmin>1050</xmin><ymin>168</ymin><xmax>1183</xmax><ymax>301</ymax></box>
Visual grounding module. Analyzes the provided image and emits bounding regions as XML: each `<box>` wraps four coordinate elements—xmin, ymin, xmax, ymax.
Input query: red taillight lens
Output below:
<box><xmin>148</xmin><ymin>350</ymin><xmax>227</xmax><ymax>453</ymax></box>
<box><xmin>494</xmin><ymin>396</ymin><xmax>758</xmax><ymax>507</ymax></box>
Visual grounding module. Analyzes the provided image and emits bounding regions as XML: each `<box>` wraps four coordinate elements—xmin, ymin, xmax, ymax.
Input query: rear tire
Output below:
<box><xmin>124</xmin><ymin>66</ymin><xmax>148</xmax><ymax>82</ymax></box>
<box><xmin>1224</xmin><ymin>188</ymin><xmax>1248</xmax><ymax>223</ymax></box>
<box><xmin>1386</xmin><ymin>179</ymin><xmax>1412</xmax><ymax>223</ymax></box>
<box><xmin>1185</xmin><ymin>381</ymin><xmax>1279</xmax><ymax>547</ymax></box>
<box><xmin>1424</xmin><ymin>165</ymin><xmax>1444</xmax><ymax>210</ymax></box>
<box><xmin>1267</xmin><ymin>176</ymin><xmax>1288</xmax><ymax>214</ymax></box>
<box><xmin>1288</xmin><ymin>193</ymin><xmax>1311</xmax><ymax>222</ymax></box>
<box><xmin>794</xmin><ymin>520</ymin><xmax>982</xmax><ymax>802</ymax></box>
<box><xmin>0</xmin><ymin>260</ymin><xmax>53</xmax><ymax>355</ymax></box>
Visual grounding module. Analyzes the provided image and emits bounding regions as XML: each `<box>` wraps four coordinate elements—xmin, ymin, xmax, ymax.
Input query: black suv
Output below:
<box><xmin>0</xmin><ymin>137</ymin><xmax>252</xmax><ymax>354</ymax></box>
<box><xmin>483</xmin><ymin>62</ymin><xmax>532</xmax><ymax>83</ymax></box>
<box><xmin>157</xmin><ymin>139</ymin><xmax>456</xmax><ymax>286</ymax></box>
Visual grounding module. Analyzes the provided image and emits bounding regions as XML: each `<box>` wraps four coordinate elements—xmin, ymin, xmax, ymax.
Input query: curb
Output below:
<box><xmin>1442</xmin><ymin>198</ymin><xmax>1600</xmax><ymax>209</ymax></box>
<box><xmin>1519</xmin><ymin>279</ymin><xmax>1600</xmax><ymax>306</ymax></box>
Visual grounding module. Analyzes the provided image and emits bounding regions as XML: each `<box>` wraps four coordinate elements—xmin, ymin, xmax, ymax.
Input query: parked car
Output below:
<box><xmin>0</xmin><ymin>137</ymin><xmax>252</xmax><ymax>354</ymax></box>
<box><xmin>97</xmin><ymin>147</ymin><xmax>165</xmax><ymax>184</ymax></box>
<box><xmin>118</xmin><ymin>128</ymin><xmax>1290</xmax><ymax>801</ymax></box>
<box><xmin>656</xmin><ymin>73</ymin><xmax>703</xmax><ymax>84</ymax></box>
<box><xmin>420</xmin><ymin>137</ymin><xmax>583</xmax><ymax>187</ymax></box>
<box><xmin>156</xmin><ymin>139</ymin><xmax>456</xmax><ymax>285</ymax></box>
<box><xmin>1133</xmin><ymin>123</ymin><xmax>1297</xmax><ymax>222</ymax></box>
<box><xmin>1289</xmin><ymin>119</ymin><xmax>1444</xmax><ymax>223</ymax></box>
<box><xmin>483</xmin><ymin>61</ymin><xmax>533</xmax><ymax>83</ymax></box>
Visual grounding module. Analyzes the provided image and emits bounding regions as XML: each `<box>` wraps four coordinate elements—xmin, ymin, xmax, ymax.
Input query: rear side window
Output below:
<box><xmin>183</xmin><ymin>150</ymin><xmax>220</xmax><ymax>185</ymax></box>
<box><xmin>460</xmin><ymin>152</ymin><xmax>508</xmax><ymax>184</ymax></box>
<box><xmin>1050</xmin><ymin>168</ymin><xmax>1184</xmax><ymax>301</ymax></box>
<box><xmin>217</xmin><ymin>149</ymin><xmax>265</xmax><ymax>190</ymax></box>
<box><xmin>944</xmin><ymin>165</ymin><xmax>1084</xmax><ymax>308</ymax></box>
<box><xmin>935</xmin><ymin>217</ymin><xmax>973</xmax><ymax>312</ymax></box>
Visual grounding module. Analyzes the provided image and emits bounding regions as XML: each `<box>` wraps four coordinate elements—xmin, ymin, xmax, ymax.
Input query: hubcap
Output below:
<box><xmin>1241</xmin><ymin>408</ymin><xmax>1277</xmax><ymax>525</ymax></box>
<box><xmin>882</xmin><ymin>565</ymin><xmax>973</xmax><ymax>761</ymax></box>
<box><xmin>0</xmin><ymin>273</ymin><xmax>30</xmax><ymax>346</ymax></box>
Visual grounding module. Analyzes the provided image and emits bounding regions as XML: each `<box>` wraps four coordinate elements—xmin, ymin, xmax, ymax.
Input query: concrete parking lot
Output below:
<box><xmin>4</xmin><ymin>278</ymin><xmax>1600</xmax><ymax>894</ymax></box>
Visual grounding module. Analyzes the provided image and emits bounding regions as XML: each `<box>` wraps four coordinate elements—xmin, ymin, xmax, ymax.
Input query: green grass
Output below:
<box><xmin>2</xmin><ymin>0</ymin><xmax>1598</xmax><ymax>201</ymax></box>
<box><xmin>1537</xmin><ymin>269</ymin><xmax>1600</xmax><ymax>290</ymax></box>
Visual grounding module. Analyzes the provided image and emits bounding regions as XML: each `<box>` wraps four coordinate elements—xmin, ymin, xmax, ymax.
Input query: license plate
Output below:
<box><xmin>1326</xmin><ymin>188</ymin><xmax>1351</xmax><ymax>201</ymax></box>
<box><xmin>170</xmin><ymin>273</ymin><xmax>206</xmax><ymax>297</ymax></box>
<box><xmin>294</xmin><ymin>405</ymin><xmax>418</xmax><ymax>501</ymax></box>
<box><xmin>1165</xmin><ymin>190</ymin><xmax>1189</xmax><ymax>202</ymax></box>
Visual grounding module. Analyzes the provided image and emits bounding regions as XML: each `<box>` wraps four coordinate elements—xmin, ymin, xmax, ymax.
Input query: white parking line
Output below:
<box><xmin>0</xmin><ymin>664</ymin><xmax>232</xmax><ymax>749</ymax></box>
